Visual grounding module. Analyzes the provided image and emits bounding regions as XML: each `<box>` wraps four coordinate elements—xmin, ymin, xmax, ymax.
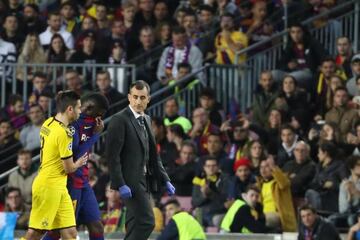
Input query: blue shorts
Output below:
<box><xmin>68</xmin><ymin>185</ymin><xmax>101</xmax><ymax>225</ymax></box>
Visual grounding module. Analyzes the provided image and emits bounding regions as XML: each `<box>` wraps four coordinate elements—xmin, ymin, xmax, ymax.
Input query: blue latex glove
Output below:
<box><xmin>119</xmin><ymin>185</ymin><xmax>132</xmax><ymax>199</ymax></box>
<box><xmin>166</xmin><ymin>181</ymin><xmax>176</xmax><ymax>196</ymax></box>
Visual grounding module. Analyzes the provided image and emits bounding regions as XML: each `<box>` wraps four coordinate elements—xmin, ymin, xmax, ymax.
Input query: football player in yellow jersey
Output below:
<box><xmin>22</xmin><ymin>91</ymin><xmax>87</xmax><ymax>240</ymax></box>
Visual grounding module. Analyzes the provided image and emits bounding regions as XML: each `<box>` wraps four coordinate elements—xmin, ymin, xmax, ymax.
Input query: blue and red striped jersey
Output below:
<box><xmin>68</xmin><ymin>114</ymin><xmax>100</xmax><ymax>189</ymax></box>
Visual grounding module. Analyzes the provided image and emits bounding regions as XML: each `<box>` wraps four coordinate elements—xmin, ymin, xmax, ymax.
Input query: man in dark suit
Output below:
<box><xmin>105</xmin><ymin>80</ymin><xmax>175</xmax><ymax>240</ymax></box>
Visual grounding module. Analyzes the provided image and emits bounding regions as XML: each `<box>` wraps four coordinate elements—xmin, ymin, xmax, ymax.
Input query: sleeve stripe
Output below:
<box><xmin>61</xmin><ymin>155</ymin><xmax>73</xmax><ymax>160</ymax></box>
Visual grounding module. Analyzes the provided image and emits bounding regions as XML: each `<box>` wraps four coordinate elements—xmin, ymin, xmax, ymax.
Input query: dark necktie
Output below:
<box><xmin>137</xmin><ymin>116</ymin><xmax>148</xmax><ymax>139</ymax></box>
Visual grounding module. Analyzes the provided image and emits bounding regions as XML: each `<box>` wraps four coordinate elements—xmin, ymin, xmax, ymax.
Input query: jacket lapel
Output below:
<box><xmin>144</xmin><ymin>115</ymin><xmax>156</xmax><ymax>145</ymax></box>
<box><xmin>126</xmin><ymin>107</ymin><xmax>146</xmax><ymax>148</ymax></box>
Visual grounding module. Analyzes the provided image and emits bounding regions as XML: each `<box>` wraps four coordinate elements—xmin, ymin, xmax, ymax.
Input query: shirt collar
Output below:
<box><xmin>128</xmin><ymin>105</ymin><xmax>143</xmax><ymax>119</ymax></box>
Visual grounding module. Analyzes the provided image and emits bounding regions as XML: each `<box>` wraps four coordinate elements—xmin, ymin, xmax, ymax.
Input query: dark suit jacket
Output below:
<box><xmin>106</xmin><ymin>106</ymin><xmax>170</xmax><ymax>192</ymax></box>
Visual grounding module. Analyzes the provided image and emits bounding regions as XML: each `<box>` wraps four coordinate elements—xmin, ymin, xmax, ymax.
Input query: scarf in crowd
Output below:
<box><xmin>165</xmin><ymin>42</ymin><xmax>191</xmax><ymax>77</ymax></box>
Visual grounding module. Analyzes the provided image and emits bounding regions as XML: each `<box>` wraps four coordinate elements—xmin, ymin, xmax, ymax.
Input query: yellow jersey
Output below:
<box><xmin>34</xmin><ymin>117</ymin><xmax>73</xmax><ymax>189</ymax></box>
<box><xmin>262</xmin><ymin>179</ymin><xmax>277</xmax><ymax>213</ymax></box>
<box><xmin>215</xmin><ymin>31</ymin><xmax>248</xmax><ymax>64</ymax></box>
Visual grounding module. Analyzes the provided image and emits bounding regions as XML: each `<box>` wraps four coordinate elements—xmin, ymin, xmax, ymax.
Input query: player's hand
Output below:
<box><xmin>75</xmin><ymin>154</ymin><xmax>88</xmax><ymax>168</ymax></box>
<box><xmin>166</xmin><ymin>181</ymin><xmax>176</xmax><ymax>196</ymax></box>
<box><xmin>119</xmin><ymin>185</ymin><xmax>132</xmax><ymax>199</ymax></box>
<box><xmin>94</xmin><ymin>117</ymin><xmax>104</xmax><ymax>134</ymax></box>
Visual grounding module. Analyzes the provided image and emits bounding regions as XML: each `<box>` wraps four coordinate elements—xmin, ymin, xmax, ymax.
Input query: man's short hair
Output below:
<box><xmin>172</xmin><ymin>26</ymin><xmax>186</xmax><ymax>35</ymax></box>
<box><xmin>81</xmin><ymin>92</ymin><xmax>109</xmax><ymax>114</ymax></box>
<box><xmin>8</xmin><ymin>94</ymin><xmax>23</xmax><ymax>106</ymax></box>
<box><xmin>129</xmin><ymin>80</ymin><xmax>150</xmax><ymax>94</ymax></box>
<box><xmin>32</xmin><ymin>71</ymin><xmax>47</xmax><ymax>81</ymax></box>
<box><xmin>96</xmin><ymin>70</ymin><xmax>111</xmax><ymax>79</ymax></box>
<box><xmin>203</xmin><ymin>156</ymin><xmax>218</xmax><ymax>165</ymax></box>
<box><xmin>321</xmin><ymin>56</ymin><xmax>336</xmax><ymax>65</ymax></box>
<box><xmin>346</xmin><ymin>155</ymin><xmax>360</xmax><ymax>170</ymax></box>
<box><xmin>6</xmin><ymin>187</ymin><xmax>21</xmax><ymax>198</ymax></box>
<box><xmin>221</xmin><ymin>12</ymin><xmax>235</xmax><ymax>20</ymax></box>
<box><xmin>17</xmin><ymin>149</ymin><xmax>32</xmax><ymax>157</ymax></box>
<box><xmin>181</xmin><ymin>140</ymin><xmax>197</xmax><ymax>155</ymax></box>
<box><xmin>299</xmin><ymin>204</ymin><xmax>317</xmax><ymax>214</ymax></box>
<box><xmin>164</xmin><ymin>198</ymin><xmax>180</xmax><ymax>208</ymax></box>
<box><xmin>280</xmin><ymin>124</ymin><xmax>295</xmax><ymax>133</ymax></box>
<box><xmin>199</xmin><ymin>4</ymin><xmax>214</xmax><ymax>14</ymax></box>
<box><xmin>165</xmin><ymin>97</ymin><xmax>179</xmax><ymax>107</ymax></box>
<box><xmin>48</xmin><ymin>11</ymin><xmax>61</xmax><ymax>18</ymax></box>
<box><xmin>200</xmin><ymin>87</ymin><xmax>216</xmax><ymax>99</ymax></box>
<box><xmin>244</xmin><ymin>185</ymin><xmax>260</xmax><ymax>194</ymax></box>
<box><xmin>66</xmin><ymin>69</ymin><xmax>79</xmax><ymax>76</ymax></box>
<box><xmin>55</xmin><ymin>90</ymin><xmax>80</xmax><ymax>113</ymax></box>
<box><xmin>334</xmin><ymin>86</ymin><xmax>348</xmax><ymax>94</ymax></box>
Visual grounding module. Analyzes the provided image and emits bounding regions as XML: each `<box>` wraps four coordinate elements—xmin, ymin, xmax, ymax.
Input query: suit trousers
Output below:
<box><xmin>124</xmin><ymin>175</ymin><xmax>155</xmax><ymax>240</ymax></box>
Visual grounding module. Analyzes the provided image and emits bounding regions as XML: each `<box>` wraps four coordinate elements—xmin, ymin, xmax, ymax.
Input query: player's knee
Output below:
<box><xmin>25</xmin><ymin>229</ymin><xmax>45</xmax><ymax>240</ymax></box>
<box><xmin>60</xmin><ymin>227</ymin><xmax>77</xmax><ymax>239</ymax></box>
<box><xmin>87</xmin><ymin>221</ymin><xmax>104</xmax><ymax>235</ymax></box>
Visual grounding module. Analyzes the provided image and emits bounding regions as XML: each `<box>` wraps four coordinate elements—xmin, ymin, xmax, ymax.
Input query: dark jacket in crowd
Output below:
<box><xmin>167</xmin><ymin>160</ymin><xmax>196</xmax><ymax>196</ymax></box>
<box><xmin>282</xmin><ymin>158</ymin><xmax>316</xmax><ymax>197</ymax></box>
<box><xmin>227</xmin><ymin>174</ymin><xmax>257</xmax><ymax>199</ymax></box>
<box><xmin>229</xmin><ymin>202</ymin><xmax>267</xmax><ymax>233</ymax></box>
<box><xmin>298</xmin><ymin>217</ymin><xmax>341</xmax><ymax>240</ymax></box>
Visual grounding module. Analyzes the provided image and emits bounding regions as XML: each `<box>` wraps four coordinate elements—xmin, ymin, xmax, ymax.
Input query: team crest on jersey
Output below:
<box><xmin>68</xmin><ymin>142</ymin><xmax>73</xmax><ymax>150</ymax></box>
<box><xmin>67</xmin><ymin>126</ymin><xmax>76</xmax><ymax>137</ymax></box>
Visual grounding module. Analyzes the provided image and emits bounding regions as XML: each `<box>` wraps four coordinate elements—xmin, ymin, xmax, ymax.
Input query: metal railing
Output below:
<box><xmin>227</xmin><ymin>0</ymin><xmax>359</xmax><ymax>111</ymax></box>
<box><xmin>0</xmin><ymin>63</ymin><xmax>136</xmax><ymax>107</ymax></box>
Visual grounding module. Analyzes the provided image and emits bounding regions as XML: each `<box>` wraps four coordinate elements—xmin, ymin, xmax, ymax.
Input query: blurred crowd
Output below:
<box><xmin>1</xmin><ymin>0</ymin><xmax>360</xmax><ymax>239</ymax></box>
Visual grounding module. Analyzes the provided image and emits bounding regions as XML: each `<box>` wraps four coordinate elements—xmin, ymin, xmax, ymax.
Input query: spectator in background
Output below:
<box><xmin>227</xmin><ymin>157</ymin><xmax>256</xmax><ymax>200</ymax></box>
<box><xmin>198</xmin><ymin>5</ymin><xmax>216</xmax><ymax>36</ymax></box>
<box><xmin>306</xmin><ymin>142</ymin><xmax>346</xmax><ymax>213</ymax></box>
<box><xmin>0</xmin><ymin>120</ymin><xmax>21</xmax><ymax>166</ymax></box>
<box><xmin>46</xmin><ymin>33</ymin><xmax>71</xmax><ymax>63</ymax></box>
<box><xmin>298</xmin><ymin>204</ymin><xmax>341</xmax><ymax>240</ymax></box>
<box><xmin>22</xmin><ymin>4</ymin><xmax>47</xmax><ymax>35</ymax></box>
<box><xmin>28</xmin><ymin>72</ymin><xmax>52</xmax><ymax>106</ymax></box>
<box><xmin>16</xmin><ymin>33</ymin><xmax>47</xmax><ymax>83</ymax></box>
<box><xmin>325</xmin><ymin>87</ymin><xmax>358</xmax><ymax>141</ymax></box>
<box><xmin>0</xmin><ymin>94</ymin><xmax>28</xmax><ymax>129</ymax></box>
<box><xmin>151</xmin><ymin>117</ymin><xmax>178</xmax><ymax>168</ymax></box>
<box><xmin>221</xmin><ymin>120</ymin><xmax>252</xmax><ymax>164</ymax></box>
<box><xmin>80</xmin><ymin>15</ymin><xmax>98</xmax><ymax>32</ymax></box>
<box><xmin>95</xmin><ymin>2</ymin><xmax>111</xmax><ymax>39</ymax></box>
<box><xmin>338</xmin><ymin>156</ymin><xmax>360</xmax><ymax>226</ymax></box>
<box><xmin>1</xmin><ymin>13</ymin><xmax>25</xmax><ymax>54</ymax></box>
<box><xmin>166</xmin><ymin>124</ymin><xmax>187</xmax><ymax>152</ymax></box>
<box><xmin>102</xmin><ymin>184</ymin><xmax>124</xmax><ymax>234</ymax></box>
<box><xmin>199</xmin><ymin>132</ymin><xmax>229</xmax><ymax>174</ymax></box>
<box><xmin>163</xmin><ymin>98</ymin><xmax>192</xmax><ymax>134</ymax></box>
<box><xmin>244</xmin><ymin>140</ymin><xmax>267</xmax><ymax>170</ymax></box>
<box><xmin>38</xmin><ymin>92</ymin><xmax>53</xmax><ymax>115</ymax></box>
<box><xmin>174</xmin><ymin>7</ymin><xmax>188</xmax><ymax>27</ymax></box>
<box><xmin>70</xmin><ymin>30</ymin><xmax>107</xmax><ymax>76</ymax></box>
<box><xmin>157</xmin><ymin>199</ymin><xmax>206</xmax><ymax>240</ymax></box>
<box><xmin>39</xmin><ymin>12</ymin><xmax>74</xmax><ymax>50</ymax></box>
<box><xmin>282</xmin><ymin>141</ymin><xmax>316</xmax><ymax>198</ymax></box>
<box><xmin>246</xmin><ymin>1</ymin><xmax>273</xmax><ymax>46</ymax></box>
<box><xmin>192</xmin><ymin>156</ymin><xmax>229</xmax><ymax>227</ymax></box>
<box><xmin>154</xmin><ymin>0</ymin><xmax>170</xmax><ymax>24</ymax></box>
<box><xmin>107</xmin><ymin>18</ymin><xmax>126</xmax><ymax>51</ymax></box>
<box><xmin>221</xmin><ymin>185</ymin><xmax>267</xmax><ymax>234</ymax></box>
<box><xmin>96</xmin><ymin>70</ymin><xmax>126</xmax><ymax>116</ymax></box>
<box><xmin>60</xmin><ymin>1</ymin><xmax>81</xmax><ymax>38</ymax></box>
<box><xmin>335</xmin><ymin>36</ymin><xmax>353</xmax><ymax>79</ymax></box>
<box><xmin>8</xmin><ymin>149</ymin><xmax>37</xmax><ymax>209</ymax></box>
<box><xmin>252</xmin><ymin>70</ymin><xmax>280</xmax><ymax>126</ymax></box>
<box><xmin>65</xmin><ymin>69</ymin><xmax>89</xmax><ymax>96</ymax></box>
<box><xmin>215</xmin><ymin>13</ymin><xmax>248</xmax><ymax>64</ymax></box>
<box><xmin>199</xmin><ymin>87</ymin><xmax>224</xmax><ymax>127</ymax></box>
<box><xmin>108</xmin><ymin>39</ymin><xmax>127</xmax><ymax>65</ymax></box>
<box><xmin>257</xmin><ymin>158</ymin><xmax>297</xmax><ymax>232</ymax></box>
<box><xmin>314</xmin><ymin>58</ymin><xmax>346</xmax><ymax>116</ymax></box>
<box><xmin>277</xmin><ymin>75</ymin><xmax>310</xmax><ymax>131</ymax></box>
<box><xmin>275</xmin><ymin>23</ymin><xmax>325</xmax><ymax>89</ymax></box>
<box><xmin>122</xmin><ymin>1</ymin><xmax>136</xmax><ymax>31</ymax></box>
<box><xmin>4</xmin><ymin>187</ymin><xmax>30</xmax><ymax>230</ymax></box>
<box><xmin>131</xmin><ymin>26</ymin><xmax>162</xmax><ymax>86</ymax></box>
<box><xmin>19</xmin><ymin>104</ymin><xmax>44</xmax><ymax>153</ymax></box>
<box><xmin>167</xmin><ymin>140</ymin><xmax>197</xmax><ymax>196</ymax></box>
<box><xmin>277</xmin><ymin>124</ymin><xmax>299</xmax><ymax>167</ymax></box>
<box><xmin>157</xmin><ymin>26</ymin><xmax>203</xmax><ymax>91</ymax></box>
<box><xmin>189</xmin><ymin>107</ymin><xmax>219</xmax><ymax>155</ymax></box>
<box><xmin>155</xmin><ymin>21</ymin><xmax>171</xmax><ymax>47</ymax></box>
<box><xmin>346</xmin><ymin>54</ymin><xmax>360</xmax><ymax>97</ymax></box>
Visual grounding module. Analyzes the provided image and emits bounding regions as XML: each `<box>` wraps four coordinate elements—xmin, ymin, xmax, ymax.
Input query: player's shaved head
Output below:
<box><xmin>81</xmin><ymin>92</ymin><xmax>109</xmax><ymax>118</ymax></box>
